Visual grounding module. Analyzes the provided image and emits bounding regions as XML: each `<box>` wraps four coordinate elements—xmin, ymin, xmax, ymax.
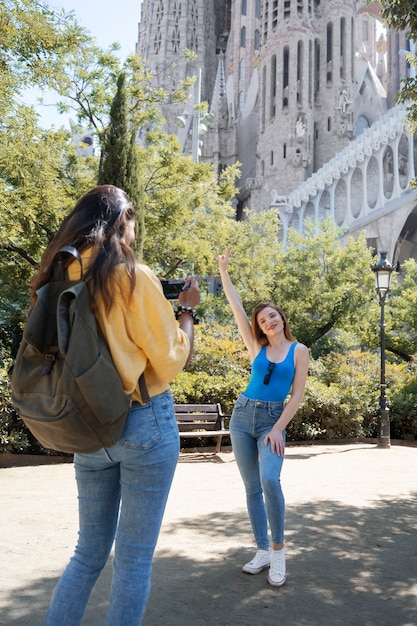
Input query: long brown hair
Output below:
<box><xmin>31</xmin><ymin>185</ymin><xmax>137</xmax><ymax>312</ymax></box>
<box><xmin>251</xmin><ymin>302</ymin><xmax>295</xmax><ymax>345</ymax></box>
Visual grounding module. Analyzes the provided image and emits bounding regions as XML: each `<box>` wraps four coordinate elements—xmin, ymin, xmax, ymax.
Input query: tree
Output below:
<box><xmin>98</xmin><ymin>73</ymin><xmax>129</xmax><ymax>185</ymax></box>
<box><xmin>376</xmin><ymin>1</ymin><xmax>417</xmax><ymax>152</ymax></box>
<box><xmin>386</xmin><ymin>258</ymin><xmax>417</xmax><ymax>360</ymax></box>
<box><xmin>377</xmin><ymin>0</ymin><xmax>417</xmax><ymax>37</ymax></box>
<box><xmin>209</xmin><ymin>219</ymin><xmax>378</xmax><ymax>354</ymax></box>
<box><xmin>271</xmin><ymin>221</ymin><xmax>376</xmax><ymax>351</ymax></box>
<box><xmin>98</xmin><ymin>72</ymin><xmax>146</xmax><ymax>258</ymax></box>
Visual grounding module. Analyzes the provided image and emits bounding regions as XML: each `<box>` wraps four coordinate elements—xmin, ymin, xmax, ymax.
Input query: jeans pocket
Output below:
<box><xmin>121</xmin><ymin>403</ymin><xmax>162</xmax><ymax>450</ymax></box>
<box><xmin>234</xmin><ymin>395</ymin><xmax>248</xmax><ymax>411</ymax></box>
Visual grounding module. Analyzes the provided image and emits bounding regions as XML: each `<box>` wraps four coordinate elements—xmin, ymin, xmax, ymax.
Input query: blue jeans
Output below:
<box><xmin>230</xmin><ymin>394</ymin><xmax>285</xmax><ymax>548</ymax></box>
<box><xmin>44</xmin><ymin>390</ymin><xmax>179</xmax><ymax>626</ymax></box>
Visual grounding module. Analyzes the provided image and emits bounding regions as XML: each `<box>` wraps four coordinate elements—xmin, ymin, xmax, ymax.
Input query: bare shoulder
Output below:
<box><xmin>295</xmin><ymin>342</ymin><xmax>309</xmax><ymax>354</ymax></box>
<box><xmin>294</xmin><ymin>342</ymin><xmax>310</xmax><ymax>364</ymax></box>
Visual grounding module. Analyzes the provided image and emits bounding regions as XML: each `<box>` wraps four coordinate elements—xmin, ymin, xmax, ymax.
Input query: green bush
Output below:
<box><xmin>389</xmin><ymin>357</ymin><xmax>417</xmax><ymax>440</ymax></box>
<box><xmin>1</xmin><ymin>322</ymin><xmax>416</xmax><ymax>455</ymax></box>
<box><xmin>0</xmin><ymin>362</ymin><xmax>34</xmax><ymax>453</ymax></box>
<box><xmin>171</xmin><ymin>322</ymin><xmax>250</xmax><ymax>417</ymax></box>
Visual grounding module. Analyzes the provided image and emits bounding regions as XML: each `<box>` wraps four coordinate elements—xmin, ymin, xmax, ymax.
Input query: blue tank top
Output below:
<box><xmin>243</xmin><ymin>343</ymin><xmax>297</xmax><ymax>402</ymax></box>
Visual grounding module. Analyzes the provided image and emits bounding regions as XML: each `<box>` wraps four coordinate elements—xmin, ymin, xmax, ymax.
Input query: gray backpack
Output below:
<box><xmin>9</xmin><ymin>246</ymin><xmax>148</xmax><ymax>454</ymax></box>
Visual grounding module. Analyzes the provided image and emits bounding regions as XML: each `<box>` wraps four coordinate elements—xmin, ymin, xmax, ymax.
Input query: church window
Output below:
<box><xmin>362</xmin><ymin>19</ymin><xmax>368</xmax><ymax>42</ymax></box>
<box><xmin>239</xmin><ymin>91</ymin><xmax>245</xmax><ymax>113</ymax></box>
<box><xmin>284</xmin><ymin>0</ymin><xmax>290</xmax><ymax>19</ymax></box>
<box><xmin>314</xmin><ymin>39</ymin><xmax>320</xmax><ymax>102</ymax></box>
<box><xmin>297</xmin><ymin>41</ymin><xmax>303</xmax><ymax>105</ymax></box>
<box><xmin>283</xmin><ymin>47</ymin><xmax>289</xmax><ymax>108</ymax></box>
<box><xmin>271</xmin><ymin>54</ymin><xmax>277</xmax><ymax>118</ymax></box>
<box><xmin>255</xmin><ymin>29</ymin><xmax>260</xmax><ymax>51</ymax></box>
<box><xmin>242</xmin><ymin>0</ymin><xmax>247</xmax><ymax>16</ymax></box>
<box><xmin>340</xmin><ymin>17</ymin><xmax>346</xmax><ymax>79</ymax></box>
<box><xmin>326</xmin><ymin>23</ymin><xmax>333</xmax><ymax>84</ymax></box>
<box><xmin>272</xmin><ymin>0</ymin><xmax>278</xmax><ymax>30</ymax></box>
<box><xmin>255</xmin><ymin>0</ymin><xmax>261</xmax><ymax>19</ymax></box>
<box><xmin>156</xmin><ymin>0</ymin><xmax>164</xmax><ymax>24</ymax></box>
<box><xmin>262</xmin><ymin>65</ymin><xmax>266</xmax><ymax>132</ymax></box>
<box><xmin>153</xmin><ymin>28</ymin><xmax>162</xmax><ymax>54</ymax></box>
<box><xmin>173</xmin><ymin>0</ymin><xmax>181</xmax><ymax>19</ymax></box>
<box><xmin>241</xmin><ymin>26</ymin><xmax>246</xmax><ymax>48</ymax></box>
<box><xmin>308</xmin><ymin>40</ymin><xmax>312</xmax><ymax>106</ymax></box>
<box><xmin>297</xmin><ymin>0</ymin><xmax>303</xmax><ymax>15</ymax></box>
<box><xmin>172</xmin><ymin>26</ymin><xmax>181</xmax><ymax>52</ymax></box>
<box><xmin>263</xmin><ymin>0</ymin><xmax>269</xmax><ymax>43</ymax></box>
<box><xmin>240</xmin><ymin>58</ymin><xmax>246</xmax><ymax>81</ymax></box>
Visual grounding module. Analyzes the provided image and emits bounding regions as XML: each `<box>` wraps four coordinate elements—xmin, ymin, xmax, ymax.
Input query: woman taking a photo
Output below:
<box><xmin>41</xmin><ymin>185</ymin><xmax>200</xmax><ymax>625</ymax></box>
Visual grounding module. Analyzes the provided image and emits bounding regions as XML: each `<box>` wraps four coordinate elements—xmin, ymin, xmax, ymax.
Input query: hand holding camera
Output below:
<box><xmin>178</xmin><ymin>276</ymin><xmax>200</xmax><ymax>309</ymax></box>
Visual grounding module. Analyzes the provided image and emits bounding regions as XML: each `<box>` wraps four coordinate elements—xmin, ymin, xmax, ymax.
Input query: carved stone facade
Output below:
<box><xmin>135</xmin><ymin>1</ymin><xmax>417</xmax><ymax>260</ymax></box>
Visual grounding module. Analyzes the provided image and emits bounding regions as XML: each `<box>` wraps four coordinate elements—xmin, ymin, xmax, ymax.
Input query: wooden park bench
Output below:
<box><xmin>174</xmin><ymin>403</ymin><xmax>230</xmax><ymax>453</ymax></box>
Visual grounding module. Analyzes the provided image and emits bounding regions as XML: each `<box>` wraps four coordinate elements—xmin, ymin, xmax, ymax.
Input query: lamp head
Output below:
<box><xmin>371</xmin><ymin>252</ymin><xmax>394</xmax><ymax>298</ymax></box>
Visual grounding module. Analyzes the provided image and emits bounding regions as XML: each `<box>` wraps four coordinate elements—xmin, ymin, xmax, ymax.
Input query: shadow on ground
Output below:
<box><xmin>1</xmin><ymin>493</ymin><xmax>416</xmax><ymax>626</ymax></box>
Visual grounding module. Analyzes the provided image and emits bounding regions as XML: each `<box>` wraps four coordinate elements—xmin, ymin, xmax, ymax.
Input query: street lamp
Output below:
<box><xmin>371</xmin><ymin>251</ymin><xmax>394</xmax><ymax>449</ymax></box>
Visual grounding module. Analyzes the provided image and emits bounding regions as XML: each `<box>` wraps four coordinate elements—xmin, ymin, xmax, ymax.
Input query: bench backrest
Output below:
<box><xmin>174</xmin><ymin>403</ymin><xmax>224</xmax><ymax>432</ymax></box>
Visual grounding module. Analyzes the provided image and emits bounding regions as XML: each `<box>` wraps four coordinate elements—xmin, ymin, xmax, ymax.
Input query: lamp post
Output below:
<box><xmin>371</xmin><ymin>252</ymin><xmax>394</xmax><ymax>449</ymax></box>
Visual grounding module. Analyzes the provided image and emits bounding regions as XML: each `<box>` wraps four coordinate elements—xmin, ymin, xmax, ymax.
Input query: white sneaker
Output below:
<box><xmin>268</xmin><ymin>547</ymin><xmax>286</xmax><ymax>586</ymax></box>
<box><xmin>242</xmin><ymin>548</ymin><xmax>271</xmax><ymax>574</ymax></box>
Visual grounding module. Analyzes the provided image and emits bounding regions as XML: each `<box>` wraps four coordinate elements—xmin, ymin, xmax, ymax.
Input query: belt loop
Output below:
<box><xmin>240</xmin><ymin>394</ymin><xmax>249</xmax><ymax>406</ymax></box>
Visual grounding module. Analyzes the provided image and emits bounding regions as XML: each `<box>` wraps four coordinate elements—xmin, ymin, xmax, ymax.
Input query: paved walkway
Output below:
<box><xmin>0</xmin><ymin>442</ymin><xmax>416</xmax><ymax>626</ymax></box>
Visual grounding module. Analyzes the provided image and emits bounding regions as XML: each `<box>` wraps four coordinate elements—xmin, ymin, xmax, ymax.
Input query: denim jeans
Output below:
<box><xmin>44</xmin><ymin>389</ymin><xmax>179</xmax><ymax>626</ymax></box>
<box><xmin>230</xmin><ymin>394</ymin><xmax>285</xmax><ymax>548</ymax></box>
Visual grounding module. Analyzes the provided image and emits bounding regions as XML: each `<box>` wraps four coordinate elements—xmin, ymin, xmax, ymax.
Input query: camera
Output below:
<box><xmin>160</xmin><ymin>279</ymin><xmax>189</xmax><ymax>300</ymax></box>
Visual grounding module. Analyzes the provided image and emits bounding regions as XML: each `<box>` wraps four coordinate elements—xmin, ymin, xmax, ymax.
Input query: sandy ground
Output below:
<box><xmin>0</xmin><ymin>442</ymin><xmax>416</xmax><ymax>626</ymax></box>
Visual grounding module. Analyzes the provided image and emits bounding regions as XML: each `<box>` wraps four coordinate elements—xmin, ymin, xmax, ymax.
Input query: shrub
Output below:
<box><xmin>389</xmin><ymin>358</ymin><xmax>417</xmax><ymax>440</ymax></box>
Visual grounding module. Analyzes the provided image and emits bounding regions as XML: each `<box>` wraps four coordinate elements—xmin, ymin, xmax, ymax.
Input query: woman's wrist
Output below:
<box><xmin>175</xmin><ymin>305</ymin><xmax>200</xmax><ymax>325</ymax></box>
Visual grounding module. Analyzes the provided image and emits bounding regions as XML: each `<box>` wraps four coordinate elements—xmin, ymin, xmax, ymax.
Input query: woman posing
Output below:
<box><xmin>218</xmin><ymin>247</ymin><xmax>309</xmax><ymax>586</ymax></box>
<box><xmin>41</xmin><ymin>185</ymin><xmax>200</xmax><ymax>625</ymax></box>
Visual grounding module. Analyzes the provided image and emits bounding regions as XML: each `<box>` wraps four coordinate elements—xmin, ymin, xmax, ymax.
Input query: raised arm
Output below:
<box><xmin>217</xmin><ymin>247</ymin><xmax>259</xmax><ymax>360</ymax></box>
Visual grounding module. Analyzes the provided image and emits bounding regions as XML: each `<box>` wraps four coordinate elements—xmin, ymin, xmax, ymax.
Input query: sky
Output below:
<box><xmin>28</xmin><ymin>0</ymin><xmax>143</xmax><ymax>128</ymax></box>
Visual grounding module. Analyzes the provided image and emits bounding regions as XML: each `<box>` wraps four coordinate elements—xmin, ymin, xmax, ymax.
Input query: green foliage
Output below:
<box><xmin>271</xmin><ymin>222</ymin><xmax>375</xmax><ymax>350</ymax></box>
<box><xmin>292</xmin><ymin>349</ymin><xmax>380</xmax><ymax>440</ymax></box>
<box><xmin>171</xmin><ymin>322</ymin><xmax>250</xmax><ymax>416</ymax></box>
<box><xmin>0</xmin><ymin>362</ymin><xmax>31</xmax><ymax>453</ymax></box>
<box><xmin>377</xmin><ymin>1</ymin><xmax>417</xmax><ymax>39</ymax></box>
<box><xmin>98</xmin><ymin>72</ymin><xmax>130</xmax><ymax>186</ymax></box>
<box><xmin>386</xmin><ymin>258</ymin><xmax>417</xmax><ymax>359</ymax></box>
<box><xmin>375</xmin><ymin>1</ymin><xmax>417</xmax><ymax>152</ymax></box>
<box><xmin>388</xmin><ymin>357</ymin><xmax>417</xmax><ymax>439</ymax></box>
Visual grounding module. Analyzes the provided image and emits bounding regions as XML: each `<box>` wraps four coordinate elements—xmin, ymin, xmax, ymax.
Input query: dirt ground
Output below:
<box><xmin>0</xmin><ymin>442</ymin><xmax>416</xmax><ymax>626</ymax></box>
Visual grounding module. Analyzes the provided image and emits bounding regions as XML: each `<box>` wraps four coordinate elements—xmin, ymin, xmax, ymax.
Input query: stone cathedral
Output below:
<box><xmin>136</xmin><ymin>1</ymin><xmax>417</xmax><ymax>264</ymax></box>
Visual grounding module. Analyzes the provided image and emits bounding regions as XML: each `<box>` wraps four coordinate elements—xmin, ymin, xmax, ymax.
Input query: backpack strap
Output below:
<box><xmin>53</xmin><ymin>246</ymin><xmax>83</xmax><ymax>282</ymax></box>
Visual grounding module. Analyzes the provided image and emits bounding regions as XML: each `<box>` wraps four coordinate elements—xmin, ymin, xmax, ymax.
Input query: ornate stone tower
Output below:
<box><xmin>246</xmin><ymin>0</ymin><xmax>358</xmax><ymax>211</ymax></box>
<box><xmin>135</xmin><ymin>1</ymin><xmax>398</xmax><ymax>215</ymax></box>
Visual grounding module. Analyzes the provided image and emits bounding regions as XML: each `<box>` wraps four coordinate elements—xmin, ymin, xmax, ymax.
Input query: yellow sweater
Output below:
<box><xmin>69</xmin><ymin>255</ymin><xmax>190</xmax><ymax>404</ymax></box>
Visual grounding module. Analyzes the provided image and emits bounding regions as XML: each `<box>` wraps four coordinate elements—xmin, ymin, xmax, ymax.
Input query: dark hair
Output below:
<box><xmin>31</xmin><ymin>185</ymin><xmax>137</xmax><ymax>312</ymax></box>
<box><xmin>251</xmin><ymin>302</ymin><xmax>295</xmax><ymax>345</ymax></box>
